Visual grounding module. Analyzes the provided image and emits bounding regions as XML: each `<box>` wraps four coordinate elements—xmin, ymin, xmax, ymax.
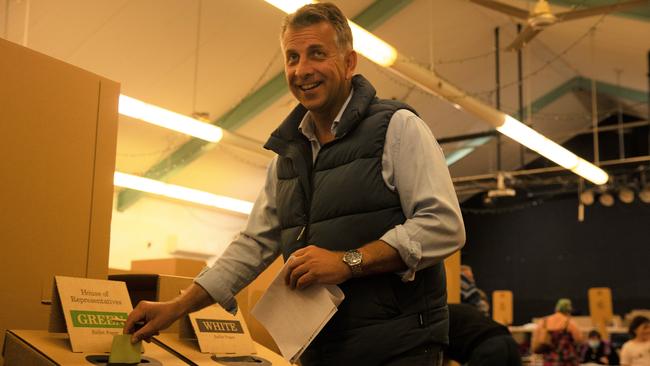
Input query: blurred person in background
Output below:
<box><xmin>532</xmin><ymin>298</ymin><xmax>583</xmax><ymax>366</ymax></box>
<box><xmin>445</xmin><ymin>303</ymin><xmax>522</xmax><ymax>366</ymax></box>
<box><xmin>461</xmin><ymin>265</ymin><xmax>489</xmax><ymax>316</ymax></box>
<box><xmin>620</xmin><ymin>316</ymin><xmax>650</xmax><ymax>366</ymax></box>
<box><xmin>580</xmin><ymin>329</ymin><xmax>616</xmax><ymax>365</ymax></box>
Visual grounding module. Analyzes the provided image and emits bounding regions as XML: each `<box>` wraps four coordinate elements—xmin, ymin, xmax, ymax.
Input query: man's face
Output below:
<box><xmin>638</xmin><ymin>323</ymin><xmax>650</xmax><ymax>340</ymax></box>
<box><xmin>282</xmin><ymin>21</ymin><xmax>356</xmax><ymax>117</ymax></box>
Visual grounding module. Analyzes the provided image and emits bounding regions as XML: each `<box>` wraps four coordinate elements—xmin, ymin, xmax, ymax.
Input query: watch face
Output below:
<box><xmin>344</xmin><ymin>250</ymin><xmax>362</xmax><ymax>265</ymax></box>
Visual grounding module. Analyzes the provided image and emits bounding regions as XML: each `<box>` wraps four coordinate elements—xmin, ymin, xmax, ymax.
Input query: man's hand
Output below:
<box><xmin>123</xmin><ymin>283</ymin><xmax>214</xmax><ymax>343</ymax></box>
<box><xmin>124</xmin><ymin>300</ymin><xmax>182</xmax><ymax>343</ymax></box>
<box><xmin>284</xmin><ymin>245</ymin><xmax>351</xmax><ymax>290</ymax></box>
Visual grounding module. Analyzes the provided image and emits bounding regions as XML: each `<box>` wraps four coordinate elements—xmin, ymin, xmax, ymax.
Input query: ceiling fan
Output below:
<box><xmin>470</xmin><ymin>0</ymin><xmax>649</xmax><ymax>51</ymax></box>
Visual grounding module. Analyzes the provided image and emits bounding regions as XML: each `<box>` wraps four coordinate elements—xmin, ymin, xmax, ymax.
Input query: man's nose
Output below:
<box><xmin>294</xmin><ymin>57</ymin><xmax>313</xmax><ymax>78</ymax></box>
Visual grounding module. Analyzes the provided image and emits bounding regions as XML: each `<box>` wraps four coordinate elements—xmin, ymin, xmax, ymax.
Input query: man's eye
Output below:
<box><xmin>313</xmin><ymin>50</ymin><xmax>326</xmax><ymax>58</ymax></box>
<box><xmin>287</xmin><ymin>54</ymin><xmax>298</xmax><ymax>63</ymax></box>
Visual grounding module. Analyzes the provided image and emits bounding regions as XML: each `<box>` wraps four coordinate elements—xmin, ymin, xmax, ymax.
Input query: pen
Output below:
<box><xmin>296</xmin><ymin>226</ymin><xmax>306</xmax><ymax>242</ymax></box>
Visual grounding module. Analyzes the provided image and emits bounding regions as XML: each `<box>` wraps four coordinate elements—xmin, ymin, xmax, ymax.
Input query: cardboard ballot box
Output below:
<box><xmin>108</xmin><ymin>274</ymin><xmax>194</xmax><ymax>334</ymax></box>
<box><xmin>2</xmin><ymin>330</ymin><xmax>187</xmax><ymax>366</ymax></box>
<box><xmin>155</xmin><ymin>333</ymin><xmax>293</xmax><ymax>366</ymax></box>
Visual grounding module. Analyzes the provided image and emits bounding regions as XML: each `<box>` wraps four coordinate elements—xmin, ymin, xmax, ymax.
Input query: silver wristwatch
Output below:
<box><xmin>342</xmin><ymin>249</ymin><xmax>363</xmax><ymax>277</ymax></box>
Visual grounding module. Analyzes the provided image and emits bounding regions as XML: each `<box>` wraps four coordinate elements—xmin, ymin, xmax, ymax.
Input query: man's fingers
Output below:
<box><xmin>291</xmin><ymin>246</ymin><xmax>309</xmax><ymax>257</ymax></box>
<box><xmin>131</xmin><ymin>322</ymin><xmax>158</xmax><ymax>344</ymax></box>
<box><xmin>123</xmin><ymin>305</ymin><xmax>145</xmax><ymax>335</ymax></box>
<box><xmin>289</xmin><ymin>263</ymin><xmax>310</xmax><ymax>289</ymax></box>
<box><xmin>296</xmin><ymin>272</ymin><xmax>316</xmax><ymax>290</ymax></box>
<box><xmin>284</xmin><ymin>256</ymin><xmax>307</xmax><ymax>285</ymax></box>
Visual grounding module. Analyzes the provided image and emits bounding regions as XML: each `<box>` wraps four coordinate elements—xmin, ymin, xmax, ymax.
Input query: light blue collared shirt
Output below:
<box><xmin>195</xmin><ymin>88</ymin><xmax>465</xmax><ymax>313</ymax></box>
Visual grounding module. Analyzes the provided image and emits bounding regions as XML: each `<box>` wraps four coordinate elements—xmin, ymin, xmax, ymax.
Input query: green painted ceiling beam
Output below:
<box><xmin>117</xmin><ymin>0</ymin><xmax>413</xmax><ymax>211</ymax></box>
<box><xmin>575</xmin><ymin>76</ymin><xmax>648</xmax><ymax>103</ymax></box>
<box><xmin>546</xmin><ymin>0</ymin><xmax>650</xmax><ymax>22</ymax></box>
<box><xmin>445</xmin><ymin>76</ymin><xmax>648</xmax><ymax>165</ymax></box>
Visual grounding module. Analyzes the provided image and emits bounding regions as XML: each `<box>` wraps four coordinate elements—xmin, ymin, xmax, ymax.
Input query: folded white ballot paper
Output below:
<box><xmin>250</xmin><ymin>259</ymin><xmax>345</xmax><ymax>363</ymax></box>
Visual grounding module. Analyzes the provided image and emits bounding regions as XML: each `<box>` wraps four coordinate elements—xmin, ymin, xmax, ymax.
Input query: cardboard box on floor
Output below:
<box><xmin>108</xmin><ymin>274</ymin><xmax>194</xmax><ymax>334</ymax></box>
<box><xmin>0</xmin><ymin>37</ymin><xmax>118</xmax><ymax>358</ymax></box>
<box><xmin>235</xmin><ymin>257</ymin><xmax>284</xmax><ymax>354</ymax></box>
<box><xmin>131</xmin><ymin>258</ymin><xmax>207</xmax><ymax>278</ymax></box>
<box><xmin>2</xmin><ymin>330</ymin><xmax>187</xmax><ymax>366</ymax></box>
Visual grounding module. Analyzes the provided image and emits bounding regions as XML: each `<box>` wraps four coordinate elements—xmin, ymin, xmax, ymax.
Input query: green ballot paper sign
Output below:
<box><xmin>48</xmin><ymin>276</ymin><xmax>134</xmax><ymax>353</ymax></box>
<box><xmin>109</xmin><ymin>334</ymin><xmax>143</xmax><ymax>364</ymax></box>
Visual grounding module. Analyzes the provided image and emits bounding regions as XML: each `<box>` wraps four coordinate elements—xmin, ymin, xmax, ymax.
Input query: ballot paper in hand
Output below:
<box><xmin>250</xmin><ymin>259</ymin><xmax>345</xmax><ymax>363</ymax></box>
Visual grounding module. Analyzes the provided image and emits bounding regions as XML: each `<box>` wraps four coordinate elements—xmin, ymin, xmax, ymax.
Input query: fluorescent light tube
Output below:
<box><xmin>497</xmin><ymin>116</ymin><xmax>608</xmax><ymax>185</ymax></box>
<box><xmin>348</xmin><ymin>22</ymin><xmax>397</xmax><ymax>67</ymax></box>
<box><xmin>389</xmin><ymin>58</ymin><xmax>609</xmax><ymax>185</ymax></box>
<box><xmin>114</xmin><ymin>172</ymin><xmax>253</xmax><ymax>215</ymax></box>
<box><xmin>264</xmin><ymin>0</ymin><xmax>397</xmax><ymax>67</ymax></box>
<box><xmin>118</xmin><ymin>95</ymin><xmax>223</xmax><ymax>143</ymax></box>
<box><xmin>265</xmin><ymin>0</ymin><xmax>313</xmax><ymax>13</ymax></box>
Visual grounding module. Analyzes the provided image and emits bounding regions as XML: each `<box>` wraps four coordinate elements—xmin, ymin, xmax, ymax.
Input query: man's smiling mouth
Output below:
<box><xmin>298</xmin><ymin>82</ymin><xmax>322</xmax><ymax>91</ymax></box>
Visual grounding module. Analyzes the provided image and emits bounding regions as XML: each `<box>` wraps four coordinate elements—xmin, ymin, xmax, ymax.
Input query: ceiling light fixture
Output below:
<box><xmin>262</xmin><ymin>0</ymin><xmax>609</xmax><ymax>186</ymax></box>
<box><xmin>618</xmin><ymin>186</ymin><xmax>635</xmax><ymax>204</ymax></box>
<box><xmin>598</xmin><ymin>192</ymin><xmax>615</xmax><ymax>207</ymax></box>
<box><xmin>264</xmin><ymin>0</ymin><xmax>314</xmax><ymax>13</ymax></box>
<box><xmin>579</xmin><ymin>190</ymin><xmax>594</xmax><ymax>206</ymax></box>
<box><xmin>640</xmin><ymin>185</ymin><xmax>650</xmax><ymax>204</ymax></box>
<box><xmin>113</xmin><ymin>172</ymin><xmax>253</xmax><ymax>215</ymax></box>
<box><xmin>496</xmin><ymin>116</ymin><xmax>609</xmax><ymax>185</ymax></box>
<box><xmin>118</xmin><ymin>95</ymin><xmax>223</xmax><ymax>143</ymax></box>
<box><xmin>348</xmin><ymin>22</ymin><xmax>398</xmax><ymax>67</ymax></box>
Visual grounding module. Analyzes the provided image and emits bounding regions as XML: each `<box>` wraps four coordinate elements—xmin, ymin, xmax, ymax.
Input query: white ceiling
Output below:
<box><xmin>2</xmin><ymin>0</ymin><xmax>649</xmax><ymax>206</ymax></box>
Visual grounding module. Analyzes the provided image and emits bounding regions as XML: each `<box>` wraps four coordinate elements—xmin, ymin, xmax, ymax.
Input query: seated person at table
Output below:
<box><xmin>445</xmin><ymin>303</ymin><xmax>522</xmax><ymax>366</ymax></box>
<box><xmin>620</xmin><ymin>316</ymin><xmax>650</xmax><ymax>366</ymax></box>
<box><xmin>460</xmin><ymin>265</ymin><xmax>489</xmax><ymax>316</ymax></box>
<box><xmin>580</xmin><ymin>330</ymin><xmax>616</xmax><ymax>365</ymax></box>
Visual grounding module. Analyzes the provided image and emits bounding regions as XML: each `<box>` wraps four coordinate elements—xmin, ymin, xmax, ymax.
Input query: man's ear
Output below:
<box><xmin>345</xmin><ymin>50</ymin><xmax>357</xmax><ymax>80</ymax></box>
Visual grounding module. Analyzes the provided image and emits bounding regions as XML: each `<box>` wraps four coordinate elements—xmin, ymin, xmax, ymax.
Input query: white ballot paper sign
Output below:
<box><xmin>251</xmin><ymin>259</ymin><xmax>345</xmax><ymax>363</ymax></box>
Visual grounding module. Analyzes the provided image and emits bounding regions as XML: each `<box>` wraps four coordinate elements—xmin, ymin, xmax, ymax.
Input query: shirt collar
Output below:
<box><xmin>298</xmin><ymin>89</ymin><xmax>354</xmax><ymax>142</ymax></box>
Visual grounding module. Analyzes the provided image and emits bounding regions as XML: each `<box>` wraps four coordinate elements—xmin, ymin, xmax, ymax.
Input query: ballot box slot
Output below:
<box><xmin>85</xmin><ymin>354</ymin><xmax>162</xmax><ymax>365</ymax></box>
<box><xmin>210</xmin><ymin>355</ymin><xmax>271</xmax><ymax>365</ymax></box>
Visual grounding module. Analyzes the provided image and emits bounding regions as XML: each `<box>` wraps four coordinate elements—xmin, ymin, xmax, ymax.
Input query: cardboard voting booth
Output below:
<box><xmin>589</xmin><ymin>287</ymin><xmax>614</xmax><ymax>340</ymax></box>
<box><xmin>492</xmin><ymin>290</ymin><xmax>514</xmax><ymax>325</ymax></box>
<box><xmin>0</xmin><ymin>37</ymin><xmax>118</xmax><ymax>356</ymax></box>
<box><xmin>2</xmin><ymin>276</ymin><xmax>186</xmax><ymax>365</ymax></box>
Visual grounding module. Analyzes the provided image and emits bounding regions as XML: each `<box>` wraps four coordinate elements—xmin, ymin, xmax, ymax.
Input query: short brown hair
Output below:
<box><xmin>281</xmin><ymin>2</ymin><xmax>353</xmax><ymax>51</ymax></box>
<box><xmin>629</xmin><ymin>315</ymin><xmax>649</xmax><ymax>337</ymax></box>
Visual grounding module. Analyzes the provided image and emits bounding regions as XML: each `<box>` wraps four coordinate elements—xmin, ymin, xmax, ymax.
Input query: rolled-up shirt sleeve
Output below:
<box><xmin>380</xmin><ymin>109</ymin><xmax>465</xmax><ymax>281</ymax></box>
<box><xmin>194</xmin><ymin>156</ymin><xmax>282</xmax><ymax>313</ymax></box>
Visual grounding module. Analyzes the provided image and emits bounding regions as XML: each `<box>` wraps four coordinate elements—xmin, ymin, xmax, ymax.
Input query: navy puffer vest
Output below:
<box><xmin>264</xmin><ymin>75</ymin><xmax>448</xmax><ymax>366</ymax></box>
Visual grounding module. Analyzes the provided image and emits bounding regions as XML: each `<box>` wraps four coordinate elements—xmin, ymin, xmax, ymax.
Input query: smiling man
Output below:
<box><xmin>125</xmin><ymin>3</ymin><xmax>464</xmax><ymax>366</ymax></box>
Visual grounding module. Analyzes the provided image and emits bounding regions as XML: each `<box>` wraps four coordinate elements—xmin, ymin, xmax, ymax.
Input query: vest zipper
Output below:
<box><xmin>302</xmin><ymin>137</ymin><xmax>340</xmax><ymax>246</ymax></box>
<box><xmin>303</xmin><ymin>154</ymin><xmax>317</xmax><ymax>245</ymax></box>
